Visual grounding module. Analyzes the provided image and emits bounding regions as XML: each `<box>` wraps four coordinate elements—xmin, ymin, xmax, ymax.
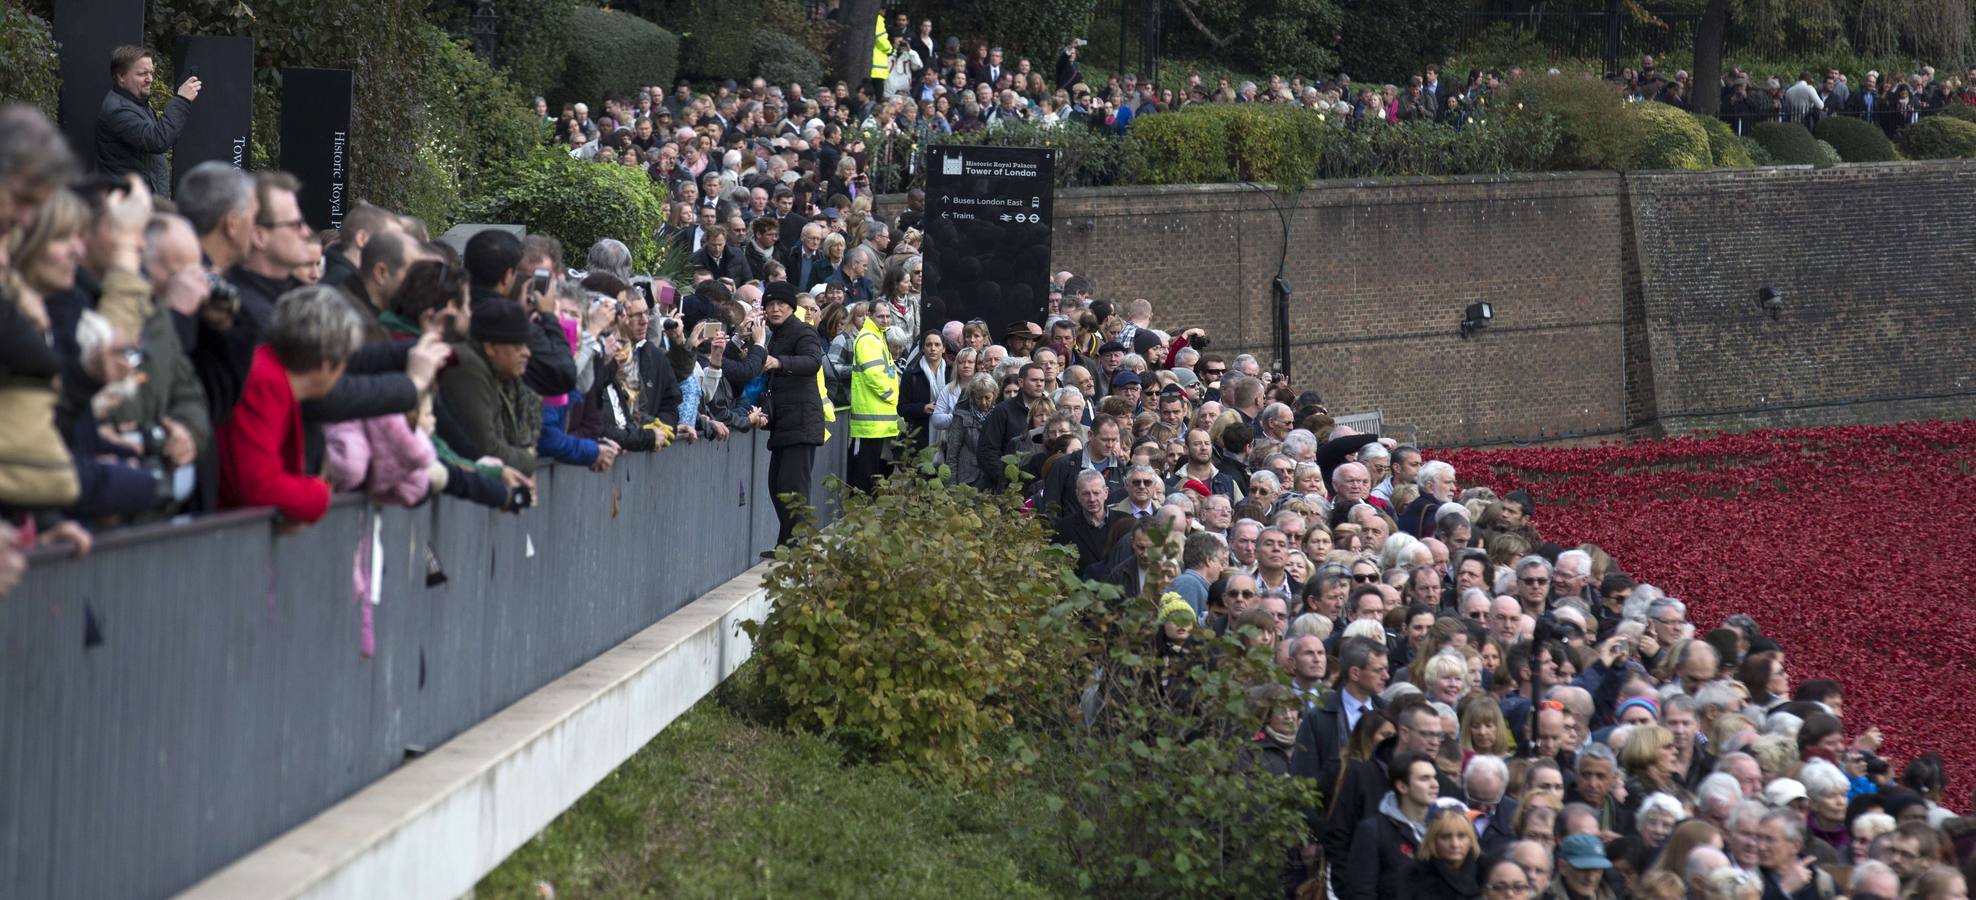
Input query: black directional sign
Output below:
<box><xmin>921</xmin><ymin>144</ymin><xmax>1053</xmax><ymax>341</ymax></box>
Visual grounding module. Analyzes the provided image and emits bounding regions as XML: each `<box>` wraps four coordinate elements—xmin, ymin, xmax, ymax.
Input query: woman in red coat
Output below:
<box><xmin>217</xmin><ymin>285</ymin><xmax>364</xmax><ymax>527</ymax></box>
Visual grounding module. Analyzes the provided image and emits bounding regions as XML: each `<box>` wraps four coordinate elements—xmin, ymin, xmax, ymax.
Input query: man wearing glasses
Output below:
<box><xmin>1109</xmin><ymin>464</ymin><xmax>1163</xmax><ymax>519</ymax></box>
<box><xmin>1512</xmin><ymin>555</ymin><xmax>1554</xmax><ymax>616</ymax></box>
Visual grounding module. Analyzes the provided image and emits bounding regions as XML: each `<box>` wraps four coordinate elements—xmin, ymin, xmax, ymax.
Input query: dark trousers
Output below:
<box><xmin>846</xmin><ymin>435</ymin><xmax>887</xmax><ymax>492</ymax></box>
<box><xmin>767</xmin><ymin>443</ymin><xmax>816</xmax><ymax>546</ymax></box>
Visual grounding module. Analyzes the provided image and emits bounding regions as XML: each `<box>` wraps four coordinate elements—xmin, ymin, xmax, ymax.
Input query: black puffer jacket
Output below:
<box><xmin>762</xmin><ymin>317</ymin><xmax>824</xmax><ymax>449</ymax></box>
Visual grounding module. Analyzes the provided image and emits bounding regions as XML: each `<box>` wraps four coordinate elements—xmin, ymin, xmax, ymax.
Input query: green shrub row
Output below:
<box><xmin>1814</xmin><ymin>115</ymin><xmax>1899</xmax><ymax>163</ymax></box>
<box><xmin>1901</xmin><ymin>116</ymin><xmax>1976</xmax><ymax>160</ymax></box>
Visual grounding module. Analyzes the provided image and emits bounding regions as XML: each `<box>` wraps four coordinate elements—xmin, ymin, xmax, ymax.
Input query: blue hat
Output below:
<box><xmin>1558</xmin><ymin>834</ymin><xmax>1611</xmax><ymax>870</ymax></box>
<box><xmin>1111</xmin><ymin>369</ymin><xmax>1142</xmax><ymax>387</ymax></box>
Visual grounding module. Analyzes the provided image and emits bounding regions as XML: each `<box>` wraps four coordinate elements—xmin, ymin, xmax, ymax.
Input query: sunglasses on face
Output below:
<box><xmin>1353</xmin><ymin>574</ymin><xmax>1379</xmax><ymax>583</ymax></box>
<box><xmin>1521</xmin><ymin>577</ymin><xmax>1549</xmax><ymax>586</ymax></box>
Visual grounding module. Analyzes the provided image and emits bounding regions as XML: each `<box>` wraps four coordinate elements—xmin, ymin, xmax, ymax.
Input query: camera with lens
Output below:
<box><xmin>508</xmin><ymin>485</ymin><xmax>533</xmax><ymax>511</ymax></box>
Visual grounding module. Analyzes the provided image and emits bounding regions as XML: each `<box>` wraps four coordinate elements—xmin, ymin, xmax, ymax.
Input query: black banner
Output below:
<box><xmin>921</xmin><ymin>144</ymin><xmax>1054</xmax><ymax>340</ymax></box>
<box><xmin>53</xmin><ymin>0</ymin><xmax>145</xmax><ymax>169</ymax></box>
<box><xmin>279</xmin><ymin>68</ymin><xmax>354</xmax><ymax>231</ymax></box>
<box><xmin>171</xmin><ymin>35</ymin><xmax>254</xmax><ymax>194</ymax></box>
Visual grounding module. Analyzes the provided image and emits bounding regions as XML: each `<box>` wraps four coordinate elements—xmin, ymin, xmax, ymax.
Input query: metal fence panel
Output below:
<box><xmin>0</xmin><ymin>429</ymin><xmax>845</xmax><ymax>900</ymax></box>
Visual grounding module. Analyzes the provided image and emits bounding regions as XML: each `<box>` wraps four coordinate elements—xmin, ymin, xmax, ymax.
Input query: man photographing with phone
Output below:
<box><xmin>96</xmin><ymin>46</ymin><xmax>203</xmax><ymax>197</ymax></box>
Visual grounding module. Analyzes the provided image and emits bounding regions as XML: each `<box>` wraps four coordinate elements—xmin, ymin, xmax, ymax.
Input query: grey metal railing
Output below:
<box><xmin>0</xmin><ymin>427</ymin><xmax>846</xmax><ymax>900</ymax></box>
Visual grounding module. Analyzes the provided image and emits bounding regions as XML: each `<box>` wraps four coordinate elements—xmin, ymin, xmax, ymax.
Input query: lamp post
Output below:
<box><xmin>472</xmin><ymin>0</ymin><xmax>499</xmax><ymax>60</ymax></box>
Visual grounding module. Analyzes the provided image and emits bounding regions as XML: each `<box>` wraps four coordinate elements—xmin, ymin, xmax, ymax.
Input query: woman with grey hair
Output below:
<box><xmin>218</xmin><ymin>286</ymin><xmax>366</xmax><ymax>527</ymax></box>
<box><xmin>583</xmin><ymin>238</ymin><xmax>632</xmax><ymax>284</ymax></box>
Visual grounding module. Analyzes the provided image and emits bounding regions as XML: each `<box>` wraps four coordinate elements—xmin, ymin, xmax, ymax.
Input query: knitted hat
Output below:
<box><xmin>1615</xmin><ymin>696</ymin><xmax>1661</xmax><ymax>722</ymax></box>
<box><xmin>1159</xmin><ymin>594</ymin><xmax>1196</xmax><ymax>627</ymax></box>
<box><xmin>762</xmin><ymin>281</ymin><xmax>797</xmax><ymax>308</ymax></box>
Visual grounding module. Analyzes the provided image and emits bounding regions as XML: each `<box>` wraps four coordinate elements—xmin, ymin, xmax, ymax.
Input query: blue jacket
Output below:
<box><xmin>537</xmin><ymin>392</ymin><xmax>600</xmax><ymax>466</ymax></box>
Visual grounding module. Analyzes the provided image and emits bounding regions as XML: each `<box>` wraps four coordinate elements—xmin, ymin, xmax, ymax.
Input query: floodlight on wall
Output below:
<box><xmin>1759</xmin><ymin>285</ymin><xmax>1784</xmax><ymax>320</ymax></box>
<box><xmin>1458</xmin><ymin>302</ymin><xmax>1494</xmax><ymax>340</ymax></box>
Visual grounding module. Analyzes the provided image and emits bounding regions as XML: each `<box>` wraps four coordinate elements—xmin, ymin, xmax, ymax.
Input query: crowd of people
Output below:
<box><xmin>5</xmin><ymin>33</ymin><xmax>1976</xmax><ymax>900</ymax></box>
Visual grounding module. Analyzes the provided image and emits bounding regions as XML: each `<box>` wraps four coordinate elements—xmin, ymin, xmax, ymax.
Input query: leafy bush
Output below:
<box><xmin>1813</xmin><ymin>115</ymin><xmax>1897</xmax><ymax>162</ymax></box>
<box><xmin>1013</xmin><ymin>551</ymin><xmax>1318</xmax><ymax>898</ymax></box>
<box><xmin>751</xmin><ymin>28</ymin><xmax>823</xmax><ymax>91</ymax></box>
<box><xmin>1625</xmin><ymin>102</ymin><xmax>1711</xmax><ymax>170</ymax></box>
<box><xmin>464</xmin><ymin>151</ymin><xmax>671</xmax><ymax>271</ymax></box>
<box><xmin>1941</xmin><ymin>103</ymin><xmax>1976</xmax><ymax>125</ymax></box>
<box><xmin>1695</xmin><ymin>114</ymin><xmax>1755</xmax><ymax>167</ymax></box>
<box><xmin>1213</xmin><ymin>104</ymin><xmax>1327</xmax><ymax>187</ymax></box>
<box><xmin>1749</xmin><ymin>121</ymin><xmax>1828</xmax><ymax>165</ymax></box>
<box><xmin>1899</xmin><ymin>116</ymin><xmax>1976</xmax><ymax>159</ymax></box>
<box><xmin>1743</xmin><ymin>135</ymin><xmax>1777</xmax><ymax>166</ymax></box>
<box><xmin>742</xmin><ymin>459</ymin><xmax>1081</xmax><ymax>779</ymax></box>
<box><xmin>0</xmin><ymin>3</ymin><xmax>60</xmax><ymax>116</ymax></box>
<box><xmin>1126</xmin><ymin>109</ymin><xmax>1237</xmax><ymax>185</ymax></box>
<box><xmin>1502</xmin><ymin>76</ymin><xmax>1642</xmax><ymax>171</ymax></box>
<box><xmin>554</xmin><ymin>6</ymin><xmax>678</xmax><ymax>108</ymax></box>
<box><xmin>1812</xmin><ymin>138</ymin><xmax>1843</xmax><ymax>166</ymax></box>
<box><xmin>430</xmin><ymin>0</ymin><xmax>573</xmax><ymax>99</ymax></box>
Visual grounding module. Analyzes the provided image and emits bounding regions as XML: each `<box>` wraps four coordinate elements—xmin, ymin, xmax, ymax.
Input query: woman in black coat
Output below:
<box><xmin>895</xmin><ymin>331</ymin><xmax>947</xmax><ymax>451</ymax></box>
<box><xmin>1401</xmin><ymin>805</ymin><xmax>1483</xmax><ymax>900</ymax></box>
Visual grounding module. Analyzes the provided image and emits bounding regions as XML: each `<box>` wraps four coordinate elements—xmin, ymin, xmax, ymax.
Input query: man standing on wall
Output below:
<box><xmin>95</xmin><ymin>47</ymin><xmax>202</xmax><ymax>196</ymax></box>
<box><xmin>760</xmin><ymin>282</ymin><xmax>824</xmax><ymax>552</ymax></box>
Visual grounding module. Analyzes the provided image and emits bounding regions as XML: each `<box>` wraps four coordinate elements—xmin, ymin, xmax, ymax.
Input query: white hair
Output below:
<box><xmin>1435</xmin><ymin>501</ymin><xmax>1470</xmax><ymax>522</ymax></box>
<box><xmin>1798</xmin><ymin>758</ymin><xmax>1849</xmax><ymax>798</ymax></box>
<box><xmin>1357</xmin><ymin>441</ymin><xmax>1390</xmax><ymax>462</ymax></box>
<box><xmin>1462</xmin><ymin>753</ymin><xmax>1510</xmax><ymax>792</ymax></box>
<box><xmin>1343</xmin><ymin>618</ymin><xmax>1385</xmax><ymax>642</ymax></box>
<box><xmin>1639</xmin><ymin>792</ymin><xmax>1684</xmax><ymax>823</ymax></box>
<box><xmin>1416</xmin><ymin>459</ymin><xmax>1455</xmax><ymax>490</ymax></box>
<box><xmin>1764</xmin><ymin>710</ymin><xmax>1803</xmax><ymax>740</ymax></box>
<box><xmin>1280</xmin><ymin>430</ymin><xmax>1317</xmax><ymax>459</ymax></box>
<box><xmin>1696</xmin><ymin>773</ymin><xmax>1742</xmax><ymax>812</ymax></box>
<box><xmin>1378</xmin><ymin>533</ymin><xmax>1423</xmax><ymax>571</ymax></box>
<box><xmin>1249</xmin><ymin>470</ymin><xmax>1280</xmax><ymax>493</ymax></box>
<box><xmin>1555</xmin><ymin>549</ymin><xmax>1592</xmax><ymax>577</ymax></box>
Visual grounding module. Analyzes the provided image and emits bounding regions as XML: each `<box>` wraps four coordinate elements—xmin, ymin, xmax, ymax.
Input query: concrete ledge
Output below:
<box><xmin>177</xmin><ymin>565</ymin><xmax>774</xmax><ymax>900</ymax></box>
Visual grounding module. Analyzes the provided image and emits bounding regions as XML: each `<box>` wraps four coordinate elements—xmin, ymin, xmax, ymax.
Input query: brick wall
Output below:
<box><xmin>1625</xmin><ymin>161</ymin><xmax>1976</xmax><ymax>433</ymax></box>
<box><xmin>1041</xmin><ymin>161</ymin><xmax>1976</xmax><ymax>444</ymax></box>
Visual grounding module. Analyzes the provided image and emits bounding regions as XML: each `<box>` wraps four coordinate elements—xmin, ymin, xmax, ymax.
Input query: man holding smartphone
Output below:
<box><xmin>96</xmin><ymin>46</ymin><xmax>202</xmax><ymax>197</ymax></box>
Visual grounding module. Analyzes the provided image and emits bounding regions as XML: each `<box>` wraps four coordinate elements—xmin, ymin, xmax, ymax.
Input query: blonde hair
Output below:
<box><xmin>1620</xmin><ymin>723</ymin><xmax>1674</xmax><ymax>773</ymax></box>
<box><xmin>821</xmin><ymin>232</ymin><xmax>846</xmax><ymax>263</ymax></box>
<box><xmin>1423</xmin><ymin>807</ymin><xmax>1479</xmax><ymax>863</ymax></box>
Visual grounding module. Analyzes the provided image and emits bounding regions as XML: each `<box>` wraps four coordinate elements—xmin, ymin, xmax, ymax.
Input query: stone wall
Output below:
<box><xmin>1040</xmin><ymin>161</ymin><xmax>1976</xmax><ymax>444</ymax></box>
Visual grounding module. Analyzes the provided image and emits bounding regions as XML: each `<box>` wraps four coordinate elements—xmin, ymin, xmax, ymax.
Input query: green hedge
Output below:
<box><xmin>751</xmin><ymin>28</ymin><xmax>822</xmax><ymax>91</ymax></box>
<box><xmin>1625</xmin><ymin>102</ymin><xmax>1710</xmax><ymax>170</ymax></box>
<box><xmin>1125</xmin><ymin>110</ymin><xmax>1237</xmax><ymax>186</ymax></box>
<box><xmin>1694</xmin><ymin>114</ymin><xmax>1755</xmax><ymax>167</ymax></box>
<box><xmin>1501</xmin><ymin>76</ymin><xmax>1641</xmax><ymax>171</ymax></box>
<box><xmin>1900</xmin><ymin>116</ymin><xmax>1976</xmax><ymax>159</ymax></box>
<box><xmin>1941</xmin><ymin>104</ymin><xmax>1976</xmax><ymax>125</ymax></box>
<box><xmin>1749</xmin><ymin>121</ymin><xmax>1828</xmax><ymax>166</ymax></box>
<box><xmin>464</xmin><ymin>151</ymin><xmax>671</xmax><ymax>271</ymax></box>
<box><xmin>1813</xmin><ymin>115</ymin><xmax>1897</xmax><ymax>162</ymax></box>
<box><xmin>554</xmin><ymin>6</ymin><xmax>678</xmax><ymax>108</ymax></box>
<box><xmin>0</xmin><ymin>4</ymin><xmax>60</xmax><ymax>116</ymax></box>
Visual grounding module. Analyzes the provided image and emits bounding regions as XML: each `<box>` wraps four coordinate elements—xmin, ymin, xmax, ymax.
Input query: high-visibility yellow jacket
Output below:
<box><xmin>869</xmin><ymin>16</ymin><xmax>891</xmax><ymax>80</ymax></box>
<box><xmin>798</xmin><ymin>305</ymin><xmax>836</xmax><ymax>440</ymax></box>
<box><xmin>848</xmin><ymin>318</ymin><xmax>898</xmax><ymax>439</ymax></box>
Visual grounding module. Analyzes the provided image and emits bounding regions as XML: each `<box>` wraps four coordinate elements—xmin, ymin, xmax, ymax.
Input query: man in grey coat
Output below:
<box><xmin>95</xmin><ymin>46</ymin><xmax>202</xmax><ymax>196</ymax></box>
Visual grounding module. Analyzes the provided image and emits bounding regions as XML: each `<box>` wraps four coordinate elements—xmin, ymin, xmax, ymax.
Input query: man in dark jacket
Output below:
<box><xmin>760</xmin><ymin>282</ymin><xmax>825</xmax><ymax>549</ymax></box>
<box><xmin>95</xmin><ymin>47</ymin><xmax>200</xmax><ymax>196</ymax></box>
<box><xmin>1322</xmin><ymin>700</ymin><xmax>1463</xmax><ymax>894</ymax></box>
<box><xmin>976</xmin><ymin>361</ymin><xmax>1046</xmax><ymax>491</ymax></box>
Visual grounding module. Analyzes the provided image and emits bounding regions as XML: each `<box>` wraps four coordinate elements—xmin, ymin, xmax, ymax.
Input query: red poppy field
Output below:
<box><xmin>1440</xmin><ymin>421</ymin><xmax>1976</xmax><ymax>804</ymax></box>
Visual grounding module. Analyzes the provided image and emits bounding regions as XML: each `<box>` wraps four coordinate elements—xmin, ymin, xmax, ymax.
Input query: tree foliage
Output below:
<box><xmin>0</xmin><ymin>3</ymin><xmax>60</xmax><ymax>116</ymax></box>
<box><xmin>1899</xmin><ymin>115</ymin><xmax>1976</xmax><ymax>159</ymax></box>
<box><xmin>1167</xmin><ymin>0</ymin><xmax>1342</xmax><ymax>77</ymax></box>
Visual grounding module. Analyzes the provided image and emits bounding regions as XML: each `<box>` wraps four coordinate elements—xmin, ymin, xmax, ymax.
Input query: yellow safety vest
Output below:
<box><xmin>797</xmin><ymin>306</ymin><xmax>836</xmax><ymax>441</ymax></box>
<box><xmin>848</xmin><ymin>318</ymin><xmax>898</xmax><ymax>439</ymax></box>
<box><xmin>869</xmin><ymin>16</ymin><xmax>891</xmax><ymax>80</ymax></box>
